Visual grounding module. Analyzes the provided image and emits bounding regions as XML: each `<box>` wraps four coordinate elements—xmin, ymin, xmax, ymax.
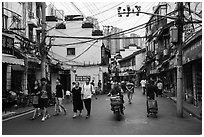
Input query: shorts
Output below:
<box><xmin>55</xmin><ymin>97</ymin><xmax>63</xmax><ymax>105</ymax></box>
<box><xmin>39</xmin><ymin>98</ymin><xmax>49</xmax><ymax>109</ymax></box>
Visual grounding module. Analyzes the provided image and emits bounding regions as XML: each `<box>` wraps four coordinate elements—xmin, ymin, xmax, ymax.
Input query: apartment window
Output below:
<box><xmin>67</xmin><ymin>48</ymin><xmax>75</xmax><ymax>55</ymax></box>
<box><xmin>36</xmin><ymin>30</ymin><xmax>41</xmax><ymax>43</ymax></box>
<box><xmin>132</xmin><ymin>58</ymin><xmax>135</xmax><ymax>66</ymax></box>
<box><xmin>153</xmin><ymin>41</ymin><xmax>156</xmax><ymax>52</ymax></box>
<box><xmin>56</xmin><ymin>23</ymin><xmax>66</xmax><ymax>29</ymax></box>
<box><xmin>28</xmin><ymin>2</ymin><xmax>33</xmax><ymax>11</ymax></box>
<box><xmin>36</xmin><ymin>4</ymin><xmax>41</xmax><ymax>19</ymax></box>
<box><xmin>28</xmin><ymin>25</ymin><xmax>33</xmax><ymax>41</ymax></box>
<box><xmin>2</xmin><ymin>14</ymin><xmax>8</xmax><ymax>30</ymax></box>
<box><xmin>28</xmin><ymin>2</ymin><xmax>34</xmax><ymax>19</ymax></box>
<box><xmin>164</xmin><ymin>38</ymin><xmax>170</xmax><ymax>49</ymax></box>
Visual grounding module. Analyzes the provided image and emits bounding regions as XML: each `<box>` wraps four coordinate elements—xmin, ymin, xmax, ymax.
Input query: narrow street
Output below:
<box><xmin>2</xmin><ymin>88</ymin><xmax>201</xmax><ymax>135</ymax></box>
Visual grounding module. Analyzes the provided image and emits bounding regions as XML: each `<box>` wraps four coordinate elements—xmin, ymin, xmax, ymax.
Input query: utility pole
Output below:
<box><xmin>117</xmin><ymin>3</ymin><xmax>185</xmax><ymax>118</ymax></box>
<box><xmin>41</xmin><ymin>2</ymin><xmax>46</xmax><ymax>78</ymax></box>
<box><xmin>103</xmin><ymin>25</ymin><xmax>112</xmax><ymax>50</ymax></box>
<box><xmin>176</xmin><ymin>2</ymin><xmax>184</xmax><ymax>117</ymax></box>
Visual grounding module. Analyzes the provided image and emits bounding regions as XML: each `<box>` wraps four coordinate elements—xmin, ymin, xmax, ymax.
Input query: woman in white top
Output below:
<box><xmin>81</xmin><ymin>79</ymin><xmax>95</xmax><ymax>119</ymax></box>
<box><xmin>140</xmin><ymin>79</ymin><xmax>146</xmax><ymax>95</ymax></box>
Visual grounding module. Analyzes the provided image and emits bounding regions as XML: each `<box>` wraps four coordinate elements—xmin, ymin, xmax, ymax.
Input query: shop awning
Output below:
<box><xmin>12</xmin><ymin>65</ymin><xmax>24</xmax><ymax>71</ymax></box>
<box><xmin>27</xmin><ymin>56</ymin><xmax>41</xmax><ymax>64</ymax></box>
<box><xmin>2</xmin><ymin>54</ymin><xmax>24</xmax><ymax>66</ymax></box>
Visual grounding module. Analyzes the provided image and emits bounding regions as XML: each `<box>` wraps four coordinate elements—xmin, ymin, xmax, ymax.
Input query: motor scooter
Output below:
<box><xmin>110</xmin><ymin>94</ymin><xmax>124</xmax><ymax>121</ymax></box>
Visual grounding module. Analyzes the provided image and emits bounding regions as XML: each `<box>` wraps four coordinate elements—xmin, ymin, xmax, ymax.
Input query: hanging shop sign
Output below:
<box><xmin>182</xmin><ymin>39</ymin><xmax>202</xmax><ymax>64</ymax></box>
<box><xmin>2</xmin><ymin>35</ymin><xmax>14</xmax><ymax>55</ymax></box>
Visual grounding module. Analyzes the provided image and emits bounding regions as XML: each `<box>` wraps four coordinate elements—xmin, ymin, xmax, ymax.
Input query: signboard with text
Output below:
<box><xmin>75</xmin><ymin>76</ymin><xmax>91</xmax><ymax>82</ymax></box>
<box><xmin>183</xmin><ymin>39</ymin><xmax>202</xmax><ymax>64</ymax></box>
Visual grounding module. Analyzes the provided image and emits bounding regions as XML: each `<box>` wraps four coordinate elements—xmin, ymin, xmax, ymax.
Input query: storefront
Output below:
<box><xmin>2</xmin><ymin>54</ymin><xmax>25</xmax><ymax>93</ymax></box>
<box><xmin>27</xmin><ymin>57</ymin><xmax>41</xmax><ymax>93</ymax></box>
<box><xmin>158</xmin><ymin>56</ymin><xmax>177</xmax><ymax>96</ymax></box>
<box><xmin>183</xmin><ymin>31</ymin><xmax>202</xmax><ymax>106</ymax></box>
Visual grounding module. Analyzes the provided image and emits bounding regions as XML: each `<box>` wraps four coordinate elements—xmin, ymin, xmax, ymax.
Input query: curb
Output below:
<box><xmin>2</xmin><ymin>104</ymin><xmax>55</xmax><ymax>120</ymax></box>
<box><xmin>164</xmin><ymin>95</ymin><xmax>202</xmax><ymax>121</ymax></box>
<box><xmin>2</xmin><ymin>108</ymin><xmax>34</xmax><ymax>120</ymax></box>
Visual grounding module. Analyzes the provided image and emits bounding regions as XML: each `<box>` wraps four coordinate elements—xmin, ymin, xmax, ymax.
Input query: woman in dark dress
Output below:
<box><xmin>30</xmin><ymin>80</ymin><xmax>41</xmax><ymax>120</ymax></box>
<box><xmin>71</xmin><ymin>81</ymin><xmax>83</xmax><ymax>118</ymax></box>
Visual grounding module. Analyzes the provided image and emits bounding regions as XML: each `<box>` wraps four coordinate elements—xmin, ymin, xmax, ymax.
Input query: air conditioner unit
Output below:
<box><xmin>163</xmin><ymin>49</ymin><xmax>168</xmax><ymax>56</ymax></box>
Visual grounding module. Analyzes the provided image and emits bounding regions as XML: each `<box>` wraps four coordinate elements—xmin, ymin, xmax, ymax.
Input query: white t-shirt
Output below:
<box><xmin>140</xmin><ymin>80</ymin><xmax>146</xmax><ymax>87</ymax></box>
<box><xmin>157</xmin><ymin>82</ymin><xmax>163</xmax><ymax>90</ymax></box>
<box><xmin>82</xmin><ymin>84</ymin><xmax>95</xmax><ymax>99</ymax></box>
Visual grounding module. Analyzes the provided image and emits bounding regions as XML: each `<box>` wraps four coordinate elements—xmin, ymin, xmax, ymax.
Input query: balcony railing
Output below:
<box><xmin>82</xmin><ymin>23</ymin><xmax>93</xmax><ymax>28</ymax></box>
<box><xmin>92</xmin><ymin>30</ymin><xmax>103</xmax><ymax>36</ymax></box>
<box><xmin>46</xmin><ymin>16</ymin><xmax>58</xmax><ymax>22</ymax></box>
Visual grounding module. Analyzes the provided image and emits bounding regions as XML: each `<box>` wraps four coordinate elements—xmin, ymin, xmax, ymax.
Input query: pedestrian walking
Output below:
<box><xmin>90</xmin><ymin>80</ymin><xmax>97</xmax><ymax>99</ymax></box>
<box><xmin>157</xmin><ymin>80</ymin><xmax>163</xmax><ymax>97</ymax></box>
<box><xmin>140</xmin><ymin>79</ymin><xmax>147</xmax><ymax>95</ymax></box>
<box><xmin>72</xmin><ymin>81</ymin><xmax>76</xmax><ymax>88</ymax></box>
<box><xmin>30</xmin><ymin>80</ymin><xmax>41</xmax><ymax>120</ymax></box>
<box><xmin>53</xmin><ymin>79</ymin><xmax>67</xmax><ymax>116</ymax></box>
<box><xmin>146</xmin><ymin>80</ymin><xmax>158</xmax><ymax>117</ymax></box>
<box><xmin>126</xmin><ymin>82</ymin><xmax>134</xmax><ymax>104</ymax></box>
<box><xmin>39</xmin><ymin>78</ymin><xmax>52</xmax><ymax>122</ymax></box>
<box><xmin>146</xmin><ymin>80</ymin><xmax>158</xmax><ymax>100</ymax></box>
<box><xmin>98</xmin><ymin>80</ymin><xmax>102</xmax><ymax>94</ymax></box>
<box><xmin>81</xmin><ymin>79</ymin><xmax>95</xmax><ymax>119</ymax></box>
<box><xmin>71</xmin><ymin>81</ymin><xmax>83</xmax><ymax>118</ymax></box>
<box><xmin>120</xmin><ymin>81</ymin><xmax>126</xmax><ymax>93</ymax></box>
<box><xmin>91</xmin><ymin>80</ymin><xmax>95</xmax><ymax>87</ymax></box>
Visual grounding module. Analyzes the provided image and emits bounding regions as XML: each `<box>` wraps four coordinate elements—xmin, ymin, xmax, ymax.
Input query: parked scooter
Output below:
<box><xmin>110</xmin><ymin>94</ymin><xmax>124</xmax><ymax>121</ymax></box>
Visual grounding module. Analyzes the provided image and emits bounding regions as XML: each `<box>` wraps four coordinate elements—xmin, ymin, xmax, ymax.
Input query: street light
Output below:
<box><xmin>117</xmin><ymin>4</ymin><xmax>177</xmax><ymax>20</ymax></box>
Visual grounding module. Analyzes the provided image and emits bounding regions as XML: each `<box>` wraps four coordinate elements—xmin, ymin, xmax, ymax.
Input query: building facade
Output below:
<box><xmin>118</xmin><ymin>48</ymin><xmax>146</xmax><ymax>86</ymax></box>
<box><xmin>46</xmin><ymin>6</ymin><xmax>108</xmax><ymax>92</ymax></box>
<box><xmin>2</xmin><ymin>2</ymin><xmax>43</xmax><ymax>96</ymax></box>
<box><xmin>145</xmin><ymin>2</ymin><xmax>202</xmax><ymax>107</ymax></box>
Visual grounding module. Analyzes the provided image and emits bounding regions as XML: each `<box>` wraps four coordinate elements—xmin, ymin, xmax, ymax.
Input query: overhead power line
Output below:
<box><xmin>92</xmin><ymin>2</ymin><xmax>124</xmax><ymax>16</ymax></box>
<box><xmin>47</xmin><ymin>35</ymin><xmax>146</xmax><ymax>40</ymax></box>
<box><xmin>98</xmin><ymin>2</ymin><xmax>137</xmax><ymax>24</ymax></box>
<box><xmin>47</xmin><ymin>4</ymin><xmax>200</xmax><ymax>46</ymax></box>
<box><xmin>47</xmin><ymin>18</ymin><xmax>151</xmax><ymax>46</ymax></box>
<box><xmin>49</xmin><ymin>49</ymin><xmax>84</xmax><ymax>64</ymax></box>
<box><xmin>71</xmin><ymin>2</ymin><xmax>86</xmax><ymax>17</ymax></box>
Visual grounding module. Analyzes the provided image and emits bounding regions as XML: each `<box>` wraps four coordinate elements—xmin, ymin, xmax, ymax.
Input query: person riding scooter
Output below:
<box><xmin>109</xmin><ymin>82</ymin><xmax>124</xmax><ymax>114</ymax></box>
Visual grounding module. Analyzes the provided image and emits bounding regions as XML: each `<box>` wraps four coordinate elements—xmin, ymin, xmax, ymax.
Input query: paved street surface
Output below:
<box><xmin>2</xmin><ymin>88</ymin><xmax>202</xmax><ymax>135</ymax></box>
